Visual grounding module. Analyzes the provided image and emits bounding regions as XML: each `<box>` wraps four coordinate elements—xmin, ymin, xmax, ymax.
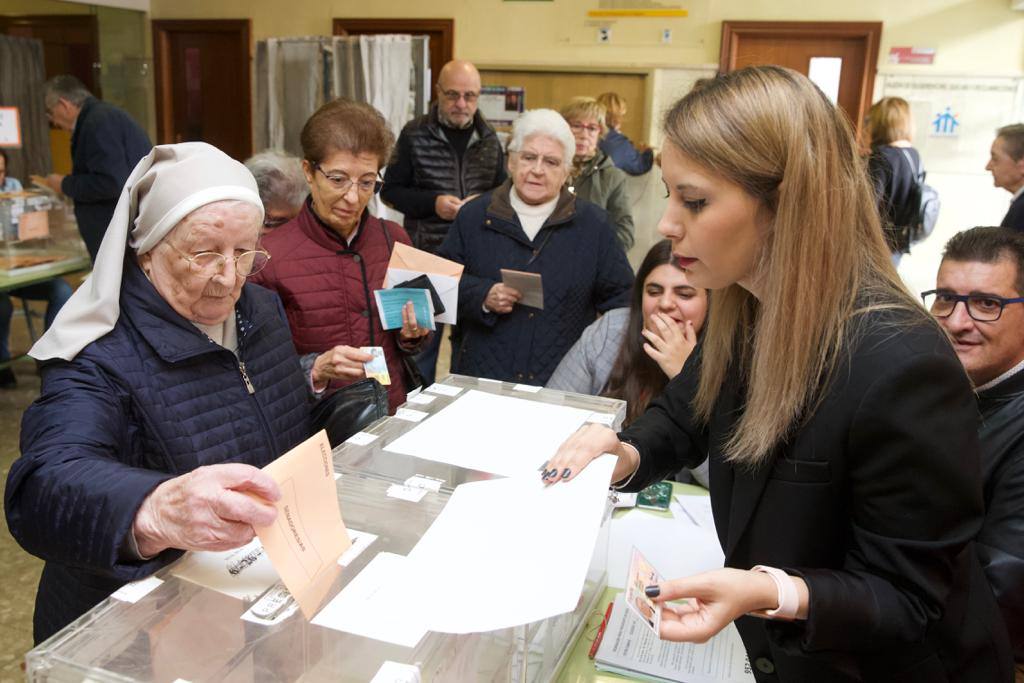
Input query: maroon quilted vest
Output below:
<box><xmin>251</xmin><ymin>203</ymin><xmax>412</xmax><ymax>411</ymax></box>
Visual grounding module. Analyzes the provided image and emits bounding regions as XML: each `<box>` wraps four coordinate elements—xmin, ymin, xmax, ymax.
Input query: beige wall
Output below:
<box><xmin>146</xmin><ymin>0</ymin><xmax>1024</xmax><ymax>75</ymax></box>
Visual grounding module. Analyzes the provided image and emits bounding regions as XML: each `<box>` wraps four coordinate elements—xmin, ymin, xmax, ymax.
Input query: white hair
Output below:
<box><xmin>507</xmin><ymin>109</ymin><xmax>576</xmax><ymax>167</ymax></box>
<box><xmin>244</xmin><ymin>150</ymin><xmax>308</xmax><ymax>210</ymax></box>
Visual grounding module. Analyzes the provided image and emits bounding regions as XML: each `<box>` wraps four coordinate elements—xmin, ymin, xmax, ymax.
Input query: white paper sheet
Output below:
<box><xmin>404</xmin><ymin>455</ymin><xmax>616</xmax><ymax>633</ymax></box>
<box><xmin>171</xmin><ymin>538</ymin><xmax>280</xmax><ymax>602</ymax></box>
<box><xmin>386</xmin><ymin>268</ymin><xmax>460</xmax><ymax>325</ymax></box>
<box><xmin>384</xmin><ymin>389</ymin><xmax>593</xmax><ymax>478</ymax></box>
<box><xmin>595</xmin><ymin>595</ymin><xmax>753</xmax><ymax>683</ymax></box>
<box><xmin>676</xmin><ymin>494</ymin><xmax>716</xmax><ymax>532</ymax></box>
<box><xmin>311</xmin><ymin>552</ymin><xmax>428</xmax><ymax>648</ymax></box>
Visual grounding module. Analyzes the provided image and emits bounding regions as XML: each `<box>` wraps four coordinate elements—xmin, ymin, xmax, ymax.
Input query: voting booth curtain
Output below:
<box><xmin>0</xmin><ymin>35</ymin><xmax>52</xmax><ymax>182</ymax></box>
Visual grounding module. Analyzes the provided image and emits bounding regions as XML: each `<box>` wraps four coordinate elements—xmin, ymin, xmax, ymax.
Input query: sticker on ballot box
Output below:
<box><xmin>394</xmin><ymin>408</ymin><xmax>429</xmax><ymax>422</ymax></box>
<box><xmin>424</xmin><ymin>383</ymin><xmax>462</xmax><ymax>397</ymax></box>
<box><xmin>111</xmin><ymin>576</ymin><xmax>163</xmax><ymax>603</ymax></box>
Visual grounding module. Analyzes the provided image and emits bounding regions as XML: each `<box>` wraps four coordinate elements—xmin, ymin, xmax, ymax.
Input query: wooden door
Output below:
<box><xmin>333</xmin><ymin>18</ymin><xmax>453</xmax><ymax>96</ymax></box>
<box><xmin>720</xmin><ymin>21</ymin><xmax>882</xmax><ymax>136</ymax></box>
<box><xmin>153</xmin><ymin>20</ymin><xmax>252</xmax><ymax>160</ymax></box>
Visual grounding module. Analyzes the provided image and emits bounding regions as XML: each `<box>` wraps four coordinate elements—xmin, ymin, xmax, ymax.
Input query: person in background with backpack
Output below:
<box><xmin>867</xmin><ymin>97</ymin><xmax>927</xmax><ymax>265</ymax></box>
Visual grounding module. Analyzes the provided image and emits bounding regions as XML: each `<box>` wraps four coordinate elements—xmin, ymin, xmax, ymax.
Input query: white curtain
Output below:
<box><xmin>358</xmin><ymin>34</ymin><xmax>413</xmax><ymax>140</ymax></box>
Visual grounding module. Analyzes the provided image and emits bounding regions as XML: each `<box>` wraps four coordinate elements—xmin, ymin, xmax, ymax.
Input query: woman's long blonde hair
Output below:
<box><xmin>663</xmin><ymin>66</ymin><xmax>922</xmax><ymax>467</ymax></box>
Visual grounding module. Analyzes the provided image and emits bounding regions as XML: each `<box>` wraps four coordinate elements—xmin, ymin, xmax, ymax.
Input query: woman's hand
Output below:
<box><xmin>399</xmin><ymin>300</ymin><xmax>430</xmax><ymax>342</ymax></box>
<box><xmin>642</xmin><ymin>314</ymin><xmax>697</xmax><ymax>379</ymax></box>
<box><xmin>648</xmin><ymin>568</ymin><xmax>802</xmax><ymax>643</ymax></box>
<box><xmin>541</xmin><ymin>423</ymin><xmax>639</xmax><ymax>485</ymax></box>
<box><xmin>132</xmin><ymin>463</ymin><xmax>281</xmax><ymax>557</ymax></box>
<box><xmin>484</xmin><ymin>283</ymin><xmax>522</xmax><ymax>314</ymax></box>
<box><xmin>312</xmin><ymin>345</ymin><xmax>373</xmax><ymax>384</ymax></box>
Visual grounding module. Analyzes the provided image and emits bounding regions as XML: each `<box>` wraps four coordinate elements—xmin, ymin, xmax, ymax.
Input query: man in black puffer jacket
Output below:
<box><xmin>382</xmin><ymin>60</ymin><xmax>507</xmax><ymax>384</ymax></box>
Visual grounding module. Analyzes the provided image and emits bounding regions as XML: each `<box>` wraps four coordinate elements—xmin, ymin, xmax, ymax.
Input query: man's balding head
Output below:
<box><xmin>436</xmin><ymin>60</ymin><xmax>481</xmax><ymax>129</ymax></box>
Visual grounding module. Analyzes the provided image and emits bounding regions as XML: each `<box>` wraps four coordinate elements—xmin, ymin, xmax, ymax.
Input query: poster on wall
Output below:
<box><xmin>880</xmin><ymin>75</ymin><xmax>1024</xmax><ymax>174</ymax></box>
<box><xmin>479</xmin><ymin>86</ymin><xmax>525</xmax><ymax>128</ymax></box>
<box><xmin>0</xmin><ymin>107</ymin><xmax>21</xmax><ymax>147</ymax></box>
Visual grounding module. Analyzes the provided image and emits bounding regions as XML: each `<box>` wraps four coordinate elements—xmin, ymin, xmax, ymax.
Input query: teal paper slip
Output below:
<box><xmin>373</xmin><ymin>288</ymin><xmax>436</xmax><ymax>330</ymax></box>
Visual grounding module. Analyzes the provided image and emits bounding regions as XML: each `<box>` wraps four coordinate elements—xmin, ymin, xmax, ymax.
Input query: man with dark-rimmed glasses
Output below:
<box><xmin>924</xmin><ymin>225</ymin><xmax>1024</xmax><ymax>673</ymax></box>
<box><xmin>382</xmin><ymin>59</ymin><xmax>507</xmax><ymax>385</ymax></box>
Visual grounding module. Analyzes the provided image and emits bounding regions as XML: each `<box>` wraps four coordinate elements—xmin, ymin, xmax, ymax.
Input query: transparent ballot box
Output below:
<box><xmin>0</xmin><ymin>189</ymin><xmax>88</xmax><ymax>278</ymax></box>
<box><xmin>26</xmin><ymin>375</ymin><xmax>622</xmax><ymax>682</ymax></box>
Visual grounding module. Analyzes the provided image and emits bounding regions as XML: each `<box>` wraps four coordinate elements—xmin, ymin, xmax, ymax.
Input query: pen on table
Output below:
<box><xmin>588</xmin><ymin>601</ymin><xmax>615</xmax><ymax>659</ymax></box>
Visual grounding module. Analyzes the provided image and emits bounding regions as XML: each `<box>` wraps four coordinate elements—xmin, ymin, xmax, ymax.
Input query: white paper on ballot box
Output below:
<box><xmin>383</xmin><ymin>389</ymin><xmax>594</xmax><ymax>478</ymax></box>
<box><xmin>406</xmin><ymin>455</ymin><xmax>616</xmax><ymax>633</ymax></box>
<box><xmin>386</xmin><ymin>267</ymin><xmax>460</xmax><ymax>325</ymax></box>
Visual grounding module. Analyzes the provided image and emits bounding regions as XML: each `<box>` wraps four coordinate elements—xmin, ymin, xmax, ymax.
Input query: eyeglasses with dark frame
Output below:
<box><xmin>439</xmin><ymin>89</ymin><xmax>480</xmax><ymax>103</ymax></box>
<box><xmin>568</xmin><ymin>121</ymin><xmax>601</xmax><ymax>135</ymax></box>
<box><xmin>166</xmin><ymin>241</ymin><xmax>271</xmax><ymax>278</ymax></box>
<box><xmin>313</xmin><ymin>164</ymin><xmax>383</xmax><ymax>195</ymax></box>
<box><xmin>921</xmin><ymin>289</ymin><xmax>1024</xmax><ymax>322</ymax></box>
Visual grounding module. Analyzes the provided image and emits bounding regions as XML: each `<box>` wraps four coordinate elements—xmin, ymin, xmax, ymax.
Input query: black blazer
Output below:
<box><xmin>620</xmin><ymin>310</ymin><xmax>1013</xmax><ymax>681</ymax></box>
<box><xmin>1000</xmin><ymin>192</ymin><xmax>1024</xmax><ymax>233</ymax></box>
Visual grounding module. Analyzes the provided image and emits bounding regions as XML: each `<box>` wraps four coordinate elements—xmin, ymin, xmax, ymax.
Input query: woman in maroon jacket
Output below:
<box><xmin>252</xmin><ymin>99</ymin><xmax>429</xmax><ymax>411</ymax></box>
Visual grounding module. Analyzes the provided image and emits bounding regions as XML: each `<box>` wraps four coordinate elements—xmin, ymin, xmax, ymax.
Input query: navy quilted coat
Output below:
<box><xmin>437</xmin><ymin>181</ymin><xmax>633</xmax><ymax>385</ymax></box>
<box><xmin>251</xmin><ymin>203</ymin><xmax>415</xmax><ymax>411</ymax></box>
<box><xmin>5</xmin><ymin>260</ymin><xmax>311</xmax><ymax>644</ymax></box>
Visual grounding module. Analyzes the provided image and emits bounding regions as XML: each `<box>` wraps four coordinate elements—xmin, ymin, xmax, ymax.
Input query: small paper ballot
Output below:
<box><xmin>500</xmin><ymin>268</ymin><xmax>544</xmax><ymax>309</ymax></box>
<box><xmin>361</xmin><ymin>346</ymin><xmax>391</xmax><ymax>385</ymax></box>
<box><xmin>17</xmin><ymin>211</ymin><xmax>49</xmax><ymax>241</ymax></box>
<box><xmin>386</xmin><ymin>242</ymin><xmax>464</xmax><ymax>325</ymax></box>
<box><xmin>374</xmin><ymin>288</ymin><xmax>436</xmax><ymax>331</ymax></box>
<box><xmin>625</xmin><ymin>547</ymin><xmax>663</xmax><ymax>634</ymax></box>
<box><xmin>255</xmin><ymin>430</ymin><xmax>351</xmax><ymax>619</ymax></box>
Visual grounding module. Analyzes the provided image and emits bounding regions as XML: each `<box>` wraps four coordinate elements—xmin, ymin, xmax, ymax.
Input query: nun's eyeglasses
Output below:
<box><xmin>166</xmin><ymin>242</ymin><xmax>271</xmax><ymax>277</ymax></box>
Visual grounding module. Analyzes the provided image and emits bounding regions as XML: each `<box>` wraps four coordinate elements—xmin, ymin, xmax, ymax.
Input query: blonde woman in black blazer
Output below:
<box><xmin>545</xmin><ymin>66</ymin><xmax>1013</xmax><ymax>681</ymax></box>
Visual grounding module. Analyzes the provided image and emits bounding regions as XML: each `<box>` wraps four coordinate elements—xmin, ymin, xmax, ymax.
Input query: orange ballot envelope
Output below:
<box><xmin>385</xmin><ymin>242</ymin><xmax>464</xmax><ymax>325</ymax></box>
<box><xmin>254</xmin><ymin>430</ymin><xmax>350</xmax><ymax>619</ymax></box>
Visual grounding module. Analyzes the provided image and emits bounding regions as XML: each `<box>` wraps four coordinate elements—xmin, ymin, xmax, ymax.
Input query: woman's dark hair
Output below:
<box><xmin>300</xmin><ymin>98</ymin><xmax>395</xmax><ymax>167</ymax></box>
<box><xmin>603</xmin><ymin>240</ymin><xmax>688</xmax><ymax>425</ymax></box>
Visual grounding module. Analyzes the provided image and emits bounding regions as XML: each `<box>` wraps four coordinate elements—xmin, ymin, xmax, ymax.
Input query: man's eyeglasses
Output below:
<box><xmin>569</xmin><ymin>122</ymin><xmax>601</xmax><ymax>135</ymax></box>
<box><xmin>921</xmin><ymin>289</ymin><xmax>1024</xmax><ymax>322</ymax></box>
<box><xmin>167</xmin><ymin>242</ymin><xmax>271</xmax><ymax>278</ymax></box>
<box><xmin>314</xmin><ymin>164</ymin><xmax>383</xmax><ymax>195</ymax></box>
<box><xmin>440</xmin><ymin>89</ymin><xmax>480</xmax><ymax>103</ymax></box>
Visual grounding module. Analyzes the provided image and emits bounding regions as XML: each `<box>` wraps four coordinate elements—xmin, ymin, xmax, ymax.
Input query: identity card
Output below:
<box><xmin>361</xmin><ymin>346</ymin><xmax>391</xmax><ymax>385</ymax></box>
<box><xmin>625</xmin><ymin>547</ymin><xmax>663</xmax><ymax>635</ymax></box>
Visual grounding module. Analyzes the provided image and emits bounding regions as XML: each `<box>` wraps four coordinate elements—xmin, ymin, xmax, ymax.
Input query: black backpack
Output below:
<box><xmin>899</xmin><ymin>148</ymin><xmax>940</xmax><ymax>246</ymax></box>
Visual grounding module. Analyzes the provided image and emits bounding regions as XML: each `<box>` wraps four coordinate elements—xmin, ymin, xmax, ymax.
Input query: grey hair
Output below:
<box><xmin>244</xmin><ymin>150</ymin><xmax>308</xmax><ymax>210</ymax></box>
<box><xmin>44</xmin><ymin>75</ymin><xmax>92</xmax><ymax>107</ymax></box>
<box><xmin>507</xmin><ymin>109</ymin><xmax>576</xmax><ymax>167</ymax></box>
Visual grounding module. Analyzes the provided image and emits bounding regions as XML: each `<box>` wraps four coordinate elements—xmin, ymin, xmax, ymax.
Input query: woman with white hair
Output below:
<box><xmin>437</xmin><ymin>109</ymin><xmax>633</xmax><ymax>386</ymax></box>
<box><xmin>243</xmin><ymin>149</ymin><xmax>308</xmax><ymax>231</ymax></box>
<box><xmin>6</xmin><ymin>143</ymin><xmax>313</xmax><ymax>644</ymax></box>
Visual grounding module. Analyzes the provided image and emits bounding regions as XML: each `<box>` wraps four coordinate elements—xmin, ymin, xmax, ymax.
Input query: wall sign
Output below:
<box><xmin>889</xmin><ymin>47</ymin><xmax>936</xmax><ymax>65</ymax></box>
<box><xmin>0</xmin><ymin>107</ymin><xmax>21</xmax><ymax>147</ymax></box>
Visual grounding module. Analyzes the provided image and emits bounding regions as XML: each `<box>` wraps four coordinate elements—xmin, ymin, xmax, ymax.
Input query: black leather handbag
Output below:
<box><xmin>310</xmin><ymin>378</ymin><xmax>388</xmax><ymax>447</ymax></box>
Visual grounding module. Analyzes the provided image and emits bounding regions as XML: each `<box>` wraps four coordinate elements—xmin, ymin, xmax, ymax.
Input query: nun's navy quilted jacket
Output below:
<box><xmin>6</xmin><ymin>259</ymin><xmax>310</xmax><ymax>643</ymax></box>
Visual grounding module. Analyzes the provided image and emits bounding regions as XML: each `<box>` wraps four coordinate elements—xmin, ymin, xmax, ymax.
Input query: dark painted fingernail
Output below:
<box><xmin>542</xmin><ymin>469</ymin><xmax>553</xmax><ymax>478</ymax></box>
<box><xmin>645</xmin><ymin>585</ymin><xmax>660</xmax><ymax>598</ymax></box>
<box><xmin>561</xmin><ymin>468</ymin><xmax>571</xmax><ymax>479</ymax></box>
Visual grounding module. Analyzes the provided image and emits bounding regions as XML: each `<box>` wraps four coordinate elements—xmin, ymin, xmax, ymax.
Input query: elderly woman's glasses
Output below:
<box><xmin>569</xmin><ymin>122</ymin><xmax>601</xmax><ymax>135</ymax></box>
<box><xmin>314</xmin><ymin>164</ymin><xmax>383</xmax><ymax>195</ymax></box>
<box><xmin>514</xmin><ymin>151</ymin><xmax>563</xmax><ymax>172</ymax></box>
<box><xmin>921</xmin><ymin>289</ymin><xmax>1024</xmax><ymax>322</ymax></box>
<box><xmin>167</xmin><ymin>242</ymin><xmax>271</xmax><ymax>278</ymax></box>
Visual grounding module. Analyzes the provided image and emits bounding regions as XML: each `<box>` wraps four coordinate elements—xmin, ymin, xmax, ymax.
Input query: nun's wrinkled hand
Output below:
<box><xmin>312</xmin><ymin>345</ymin><xmax>374</xmax><ymax>383</ymax></box>
<box><xmin>132</xmin><ymin>463</ymin><xmax>281</xmax><ymax>557</ymax></box>
<box><xmin>399</xmin><ymin>300</ymin><xmax>430</xmax><ymax>341</ymax></box>
<box><xmin>484</xmin><ymin>283</ymin><xmax>521</xmax><ymax>314</ymax></box>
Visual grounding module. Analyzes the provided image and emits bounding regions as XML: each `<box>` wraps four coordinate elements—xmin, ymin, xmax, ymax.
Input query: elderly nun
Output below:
<box><xmin>6</xmin><ymin>143</ymin><xmax>313</xmax><ymax>644</ymax></box>
<box><xmin>437</xmin><ymin>109</ymin><xmax>633</xmax><ymax>386</ymax></box>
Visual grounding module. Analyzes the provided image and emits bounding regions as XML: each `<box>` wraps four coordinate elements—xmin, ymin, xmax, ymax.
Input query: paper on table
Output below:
<box><xmin>500</xmin><ymin>268</ymin><xmax>543</xmax><ymax>309</ymax></box>
<box><xmin>384</xmin><ymin>389</ymin><xmax>593</xmax><ymax>478</ymax></box>
<box><xmin>311</xmin><ymin>552</ymin><xmax>428</xmax><ymax>648</ymax></box>
<box><xmin>676</xmin><ymin>494</ymin><xmax>716</xmax><ymax>532</ymax></box>
<box><xmin>255</xmin><ymin>430</ymin><xmax>351</xmax><ymax>619</ymax></box>
<box><xmin>386</xmin><ymin>268</ymin><xmax>460</xmax><ymax>326</ymax></box>
<box><xmin>374</xmin><ymin>288</ymin><xmax>436</xmax><ymax>331</ymax></box>
<box><xmin>595</xmin><ymin>595</ymin><xmax>753</xmax><ymax>683</ymax></box>
<box><xmin>171</xmin><ymin>537</ymin><xmax>280</xmax><ymax>601</ymax></box>
<box><xmin>404</xmin><ymin>455</ymin><xmax>617</xmax><ymax>633</ymax></box>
